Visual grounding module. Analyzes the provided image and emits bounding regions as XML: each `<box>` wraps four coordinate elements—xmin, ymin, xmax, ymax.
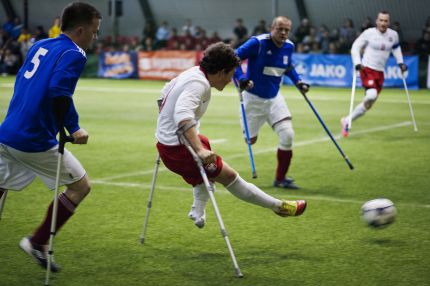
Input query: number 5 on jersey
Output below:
<box><xmin>24</xmin><ymin>47</ymin><xmax>48</xmax><ymax>79</ymax></box>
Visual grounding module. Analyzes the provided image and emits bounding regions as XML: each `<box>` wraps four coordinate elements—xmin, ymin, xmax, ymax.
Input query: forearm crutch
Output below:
<box><xmin>0</xmin><ymin>190</ymin><xmax>8</xmax><ymax>220</ymax></box>
<box><xmin>45</xmin><ymin>97</ymin><xmax>74</xmax><ymax>286</ymax></box>
<box><xmin>298</xmin><ymin>89</ymin><xmax>354</xmax><ymax>170</ymax></box>
<box><xmin>401</xmin><ymin>73</ymin><xmax>418</xmax><ymax>132</ymax></box>
<box><xmin>232</xmin><ymin>79</ymin><xmax>257</xmax><ymax>179</ymax></box>
<box><xmin>176</xmin><ymin>129</ymin><xmax>244</xmax><ymax>278</ymax></box>
<box><xmin>348</xmin><ymin>69</ymin><xmax>358</xmax><ymax>131</ymax></box>
<box><xmin>140</xmin><ymin>154</ymin><xmax>161</xmax><ymax>244</ymax></box>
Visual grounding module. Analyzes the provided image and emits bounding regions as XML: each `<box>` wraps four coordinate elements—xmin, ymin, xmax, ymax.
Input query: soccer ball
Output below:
<box><xmin>361</xmin><ymin>198</ymin><xmax>397</xmax><ymax>228</ymax></box>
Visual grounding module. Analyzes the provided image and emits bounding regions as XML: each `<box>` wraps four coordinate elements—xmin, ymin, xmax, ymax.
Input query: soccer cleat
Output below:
<box><xmin>188</xmin><ymin>207</ymin><xmax>206</xmax><ymax>229</ymax></box>
<box><xmin>341</xmin><ymin>117</ymin><xmax>349</xmax><ymax>138</ymax></box>
<box><xmin>19</xmin><ymin>236</ymin><xmax>61</xmax><ymax>272</ymax></box>
<box><xmin>275</xmin><ymin>200</ymin><xmax>307</xmax><ymax>217</ymax></box>
<box><xmin>273</xmin><ymin>178</ymin><xmax>300</xmax><ymax>189</ymax></box>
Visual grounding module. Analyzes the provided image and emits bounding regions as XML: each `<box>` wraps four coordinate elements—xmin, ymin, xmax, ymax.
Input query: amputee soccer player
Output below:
<box><xmin>233</xmin><ymin>16</ymin><xmax>310</xmax><ymax>190</ymax></box>
<box><xmin>156</xmin><ymin>42</ymin><xmax>306</xmax><ymax>229</ymax></box>
<box><xmin>341</xmin><ymin>11</ymin><xmax>408</xmax><ymax>137</ymax></box>
<box><xmin>0</xmin><ymin>2</ymin><xmax>101</xmax><ymax>272</ymax></box>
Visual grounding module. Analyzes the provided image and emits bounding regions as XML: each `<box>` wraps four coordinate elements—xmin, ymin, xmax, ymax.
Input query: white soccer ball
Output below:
<box><xmin>361</xmin><ymin>198</ymin><xmax>397</xmax><ymax>228</ymax></box>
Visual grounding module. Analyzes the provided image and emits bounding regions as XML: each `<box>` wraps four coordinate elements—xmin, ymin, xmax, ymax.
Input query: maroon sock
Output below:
<box><xmin>276</xmin><ymin>149</ymin><xmax>293</xmax><ymax>181</ymax></box>
<box><xmin>31</xmin><ymin>193</ymin><xmax>76</xmax><ymax>245</ymax></box>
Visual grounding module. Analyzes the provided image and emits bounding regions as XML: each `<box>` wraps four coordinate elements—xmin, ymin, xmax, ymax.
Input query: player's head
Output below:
<box><xmin>61</xmin><ymin>2</ymin><xmax>102</xmax><ymax>50</ymax></box>
<box><xmin>271</xmin><ymin>16</ymin><xmax>292</xmax><ymax>47</ymax></box>
<box><xmin>376</xmin><ymin>11</ymin><xmax>390</xmax><ymax>33</ymax></box>
<box><xmin>200</xmin><ymin>42</ymin><xmax>240</xmax><ymax>91</ymax></box>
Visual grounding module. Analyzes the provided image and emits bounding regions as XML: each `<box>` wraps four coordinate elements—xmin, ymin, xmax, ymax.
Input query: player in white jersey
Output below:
<box><xmin>341</xmin><ymin>11</ymin><xmax>408</xmax><ymax>137</ymax></box>
<box><xmin>156</xmin><ymin>42</ymin><xmax>306</xmax><ymax>229</ymax></box>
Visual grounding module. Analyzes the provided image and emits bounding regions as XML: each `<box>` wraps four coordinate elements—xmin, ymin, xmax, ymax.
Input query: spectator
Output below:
<box><xmin>360</xmin><ymin>17</ymin><xmax>373</xmax><ymax>32</ymax></box>
<box><xmin>142</xmin><ymin>37</ymin><xmax>156</xmax><ymax>51</ymax></box>
<box><xmin>0</xmin><ymin>48</ymin><xmax>19</xmax><ymax>75</ymax></box>
<box><xmin>17</xmin><ymin>27</ymin><xmax>32</xmax><ymax>57</ymax></box>
<box><xmin>180</xmin><ymin>29</ymin><xmax>195</xmax><ymax>50</ymax></box>
<box><xmin>253</xmin><ymin>19</ymin><xmax>268</xmax><ymax>35</ymax></box>
<box><xmin>302</xmin><ymin>26</ymin><xmax>318</xmax><ymax>53</ymax></box>
<box><xmin>232</xmin><ymin>18</ymin><xmax>248</xmax><ymax>48</ymax></box>
<box><xmin>48</xmin><ymin>17</ymin><xmax>60</xmax><ymax>38</ymax></box>
<box><xmin>415</xmin><ymin>30</ymin><xmax>430</xmax><ymax>60</ymax></box>
<box><xmin>195</xmin><ymin>29</ymin><xmax>209</xmax><ymax>50</ymax></box>
<box><xmin>142</xmin><ymin>19</ymin><xmax>156</xmax><ymax>41</ymax></box>
<box><xmin>317</xmin><ymin>25</ymin><xmax>330</xmax><ymax>54</ymax></box>
<box><xmin>156</xmin><ymin>21</ymin><xmax>170</xmax><ymax>49</ymax></box>
<box><xmin>182</xmin><ymin>18</ymin><xmax>196</xmax><ymax>36</ymax></box>
<box><xmin>339</xmin><ymin>18</ymin><xmax>356</xmax><ymax>49</ymax></box>
<box><xmin>294</xmin><ymin>18</ymin><xmax>311</xmax><ymax>43</ymax></box>
<box><xmin>10</xmin><ymin>17</ymin><xmax>23</xmax><ymax>40</ymax></box>
<box><xmin>166</xmin><ymin>27</ymin><xmax>180</xmax><ymax>50</ymax></box>
<box><xmin>208</xmin><ymin>31</ymin><xmax>222</xmax><ymax>44</ymax></box>
<box><xmin>34</xmin><ymin>25</ymin><xmax>48</xmax><ymax>41</ymax></box>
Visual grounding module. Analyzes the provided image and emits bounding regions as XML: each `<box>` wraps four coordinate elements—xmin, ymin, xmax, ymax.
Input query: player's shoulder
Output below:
<box><xmin>385</xmin><ymin>28</ymin><xmax>399</xmax><ymax>37</ymax></box>
<box><xmin>285</xmin><ymin>39</ymin><xmax>295</xmax><ymax>47</ymax></box>
<box><xmin>181</xmin><ymin>66</ymin><xmax>210</xmax><ymax>88</ymax></box>
<box><xmin>255</xmin><ymin>33</ymin><xmax>271</xmax><ymax>42</ymax></box>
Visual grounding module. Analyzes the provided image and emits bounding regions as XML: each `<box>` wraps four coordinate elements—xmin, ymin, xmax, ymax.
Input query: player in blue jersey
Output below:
<box><xmin>234</xmin><ymin>16</ymin><xmax>310</xmax><ymax>189</ymax></box>
<box><xmin>0</xmin><ymin>2</ymin><xmax>101</xmax><ymax>272</ymax></box>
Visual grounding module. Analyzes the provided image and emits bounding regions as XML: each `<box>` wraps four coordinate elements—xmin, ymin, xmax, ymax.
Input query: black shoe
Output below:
<box><xmin>19</xmin><ymin>236</ymin><xmax>61</xmax><ymax>272</ymax></box>
<box><xmin>273</xmin><ymin>178</ymin><xmax>300</xmax><ymax>189</ymax></box>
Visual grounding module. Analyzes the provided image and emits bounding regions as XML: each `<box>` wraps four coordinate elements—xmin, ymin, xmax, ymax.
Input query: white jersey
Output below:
<box><xmin>351</xmin><ymin>27</ymin><xmax>403</xmax><ymax>72</ymax></box>
<box><xmin>156</xmin><ymin>66</ymin><xmax>211</xmax><ymax>145</ymax></box>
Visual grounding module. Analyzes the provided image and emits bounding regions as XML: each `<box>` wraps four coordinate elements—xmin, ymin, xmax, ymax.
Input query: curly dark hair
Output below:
<box><xmin>200</xmin><ymin>42</ymin><xmax>240</xmax><ymax>74</ymax></box>
<box><xmin>61</xmin><ymin>2</ymin><xmax>102</xmax><ymax>32</ymax></box>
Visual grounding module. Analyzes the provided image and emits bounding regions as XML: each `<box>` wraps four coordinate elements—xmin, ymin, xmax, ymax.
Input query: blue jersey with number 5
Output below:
<box><xmin>0</xmin><ymin>34</ymin><xmax>86</xmax><ymax>152</ymax></box>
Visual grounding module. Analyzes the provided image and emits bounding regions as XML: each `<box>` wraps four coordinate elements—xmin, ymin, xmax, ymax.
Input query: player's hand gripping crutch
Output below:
<box><xmin>176</xmin><ymin>126</ymin><xmax>244</xmax><ymax>278</ymax></box>
<box><xmin>348</xmin><ymin>69</ymin><xmax>358</xmax><ymax>132</ymax></box>
<box><xmin>0</xmin><ymin>190</ymin><xmax>8</xmax><ymax>220</ymax></box>
<box><xmin>139</xmin><ymin>153</ymin><xmax>161</xmax><ymax>244</ymax></box>
<box><xmin>400</xmin><ymin>70</ymin><xmax>418</xmax><ymax>132</ymax></box>
<box><xmin>45</xmin><ymin>97</ymin><xmax>74</xmax><ymax>286</ymax></box>
<box><xmin>232</xmin><ymin>78</ymin><xmax>257</xmax><ymax>178</ymax></box>
<box><xmin>297</xmin><ymin>83</ymin><xmax>354</xmax><ymax>170</ymax></box>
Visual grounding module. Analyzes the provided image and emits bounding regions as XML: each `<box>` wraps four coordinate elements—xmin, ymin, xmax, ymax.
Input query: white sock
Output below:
<box><xmin>350</xmin><ymin>102</ymin><xmax>367</xmax><ymax>121</ymax></box>
<box><xmin>192</xmin><ymin>183</ymin><xmax>210</xmax><ymax>218</ymax></box>
<box><xmin>226</xmin><ymin>175</ymin><xmax>281</xmax><ymax>211</ymax></box>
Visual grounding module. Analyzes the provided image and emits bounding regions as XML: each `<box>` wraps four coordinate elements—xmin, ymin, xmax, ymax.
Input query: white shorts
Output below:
<box><xmin>0</xmin><ymin>143</ymin><xmax>86</xmax><ymax>191</ymax></box>
<box><xmin>240</xmin><ymin>91</ymin><xmax>292</xmax><ymax>138</ymax></box>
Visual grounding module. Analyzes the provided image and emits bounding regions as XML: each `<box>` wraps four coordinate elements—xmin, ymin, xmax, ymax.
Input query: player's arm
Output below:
<box><xmin>49</xmin><ymin>50</ymin><xmax>87</xmax><ymax>143</ymax></box>
<box><xmin>285</xmin><ymin>51</ymin><xmax>310</xmax><ymax>93</ymax></box>
<box><xmin>233</xmin><ymin>37</ymin><xmax>259</xmax><ymax>89</ymax></box>
<box><xmin>392</xmin><ymin>33</ymin><xmax>407</xmax><ymax>72</ymax></box>
<box><xmin>351</xmin><ymin>31</ymin><xmax>369</xmax><ymax>70</ymax></box>
<box><xmin>174</xmin><ymin>81</ymin><xmax>215</xmax><ymax>164</ymax></box>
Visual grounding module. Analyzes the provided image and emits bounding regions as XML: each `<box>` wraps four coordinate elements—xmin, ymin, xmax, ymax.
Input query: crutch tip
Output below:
<box><xmin>139</xmin><ymin>237</ymin><xmax>145</xmax><ymax>244</ymax></box>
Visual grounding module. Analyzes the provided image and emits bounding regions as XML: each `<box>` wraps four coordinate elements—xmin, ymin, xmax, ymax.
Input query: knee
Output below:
<box><xmin>364</xmin><ymin>89</ymin><xmax>378</xmax><ymax>110</ymax></box>
<box><xmin>245</xmin><ymin>136</ymin><xmax>257</xmax><ymax>145</ymax></box>
<box><xmin>274</xmin><ymin>121</ymin><xmax>294</xmax><ymax>150</ymax></box>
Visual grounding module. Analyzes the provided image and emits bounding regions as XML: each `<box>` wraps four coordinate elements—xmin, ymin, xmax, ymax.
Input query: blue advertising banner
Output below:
<box><xmin>98</xmin><ymin>51</ymin><xmax>138</xmax><ymax>79</ymax></box>
<box><xmin>284</xmin><ymin>54</ymin><xmax>419</xmax><ymax>89</ymax></box>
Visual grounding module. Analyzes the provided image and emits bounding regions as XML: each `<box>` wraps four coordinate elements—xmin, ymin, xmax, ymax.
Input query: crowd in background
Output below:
<box><xmin>1</xmin><ymin>15</ymin><xmax>430</xmax><ymax>76</ymax></box>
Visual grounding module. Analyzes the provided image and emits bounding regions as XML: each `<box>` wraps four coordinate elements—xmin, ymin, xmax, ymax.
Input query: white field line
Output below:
<box><xmin>91</xmin><ymin>180</ymin><xmax>430</xmax><ymax>209</ymax></box>
<box><xmin>2</xmin><ymin>83</ymin><xmax>429</xmax><ymax>104</ymax></box>
<box><xmin>96</xmin><ymin>121</ymin><xmax>411</xmax><ymax>181</ymax></box>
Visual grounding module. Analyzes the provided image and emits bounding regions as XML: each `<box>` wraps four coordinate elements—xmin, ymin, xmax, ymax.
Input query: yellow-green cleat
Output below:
<box><xmin>275</xmin><ymin>200</ymin><xmax>307</xmax><ymax>217</ymax></box>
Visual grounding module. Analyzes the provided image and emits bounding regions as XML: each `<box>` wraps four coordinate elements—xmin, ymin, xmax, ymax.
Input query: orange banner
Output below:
<box><xmin>138</xmin><ymin>51</ymin><xmax>203</xmax><ymax>80</ymax></box>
